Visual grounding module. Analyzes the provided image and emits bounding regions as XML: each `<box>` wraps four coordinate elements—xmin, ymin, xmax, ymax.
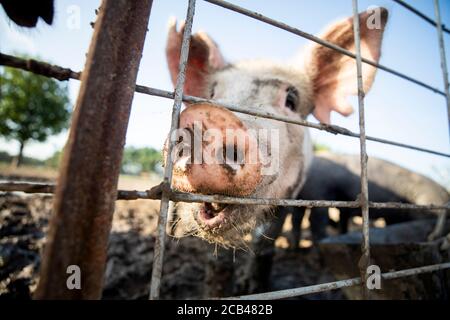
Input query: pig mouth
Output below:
<box><xmin>176</xmin><ymin>200</ymin><xmax>265</xmax><ymax>249</ymax></box>
<box><xmin>198</xmin><ymin>202</ymin><xmax>230</xmax><ymax>228</ymax></box>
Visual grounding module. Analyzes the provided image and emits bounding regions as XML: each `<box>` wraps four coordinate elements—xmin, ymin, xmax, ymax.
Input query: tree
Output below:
<box><xmin>121</xmin><ymin>146</ymin><xmax>162</xmax><ymax>175</ymax></box>
<box><xmin>45</xmin><ymin>149</ymin><xmax>63</xmax><ymax>168</ymax></box>
<box><xmin>313</xmin><ymin>142</ymin><xmax>331</xmax><ymax>153</ymax></box>
<box><xmin>0</xmin><ymin>65</ymin><xmax>70</xmax><ymax>167</ymax></box>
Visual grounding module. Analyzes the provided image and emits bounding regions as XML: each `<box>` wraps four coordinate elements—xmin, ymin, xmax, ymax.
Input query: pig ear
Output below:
<box><xmin>305</xmin><ymin>7</ymin><xmax>388</xmax><ymax>124</ymax></box>
<box><xmin>166</xmin><ymin>18</ymin><xmax>226</xmax><ymax>98</ymax></box>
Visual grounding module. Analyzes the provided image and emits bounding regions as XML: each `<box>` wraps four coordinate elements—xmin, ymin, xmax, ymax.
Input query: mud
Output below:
<box><xmin>0</xmin><ymin>192</ymin><xmax>345</xmax><ymax>300</ymax></box>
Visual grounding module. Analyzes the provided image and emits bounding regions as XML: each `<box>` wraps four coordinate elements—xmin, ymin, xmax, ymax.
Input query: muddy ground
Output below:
<box><xmin>0</xmin><ymin>189</ymin><xmax>345</xmax><ymax>300</ymax></box>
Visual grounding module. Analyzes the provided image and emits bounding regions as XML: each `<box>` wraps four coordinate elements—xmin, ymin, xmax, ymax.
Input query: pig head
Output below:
<box><xmin>165</xmin><ymin>9</ymin><xmax>388</xmax><ymax>248</ymax></box>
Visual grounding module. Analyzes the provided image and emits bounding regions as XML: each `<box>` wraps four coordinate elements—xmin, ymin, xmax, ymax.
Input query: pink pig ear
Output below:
<box><xmin>166</xmin><ymin>18</ymin><xmax>226</xmax><ymax>98</ymax></box>
<box><xmin>305</xmin><ymin>7</ymin><xmax>388</xmax><ymax>124</ymax></box>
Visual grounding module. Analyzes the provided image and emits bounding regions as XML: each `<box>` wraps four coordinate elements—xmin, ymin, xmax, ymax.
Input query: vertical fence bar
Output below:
<box><xmin>352</xmin><ymin>0</ymin><xmax>371</xmax><ymax>299</ymax></box>
<box><xmin>433</xmin><ymin>0</ymin><xmax>450</xmax><ymax>139</ymax></box>
<box><xmin>34</xmin><ymin>0</ymin><xmax>153</xmax><ymax>299</ymax></box>
<box><xmin>149</xmin><ymin>0</ymin><xmax>197</xmax><ymax>300</ymax></box>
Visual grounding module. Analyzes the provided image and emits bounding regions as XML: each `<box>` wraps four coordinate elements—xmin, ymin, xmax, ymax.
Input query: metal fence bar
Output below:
<box><xmin>0</xmin><ymin>182</ymin><xmax>162</xmax><ymax>199</ymax></box>
<box><xmin>2</xmin><ymin>182</ymin><xmax>449</xmax><ymax>211</ymax></box>
<box><xmin>203</xmin><ymin>0</ymin><xmax>446</xmax><ymax>96</ymax></box>
<box><xmin>171</xmin><ymin>191</ymin><xmax>450</xmax><ymax>210</ymax></box>
<box><xmin>352</xmin><ymin>0</ymin><xmax>371</xmax><ymax>299</ymax></box>
<box><xmin>34</xmin><ymin>0</ymin><xmax>153</xmax><ymax>299</ymax></box>
<box><xmin>149</xmin><ymin>0</ymin><xmax>197</xmax><ymax>300</ymax></box>
<box><xmin>393</xmin><ymin>0</ymin><xmax>450</xmax><ymax>34</ymax></box>
<box><xmin>2</xmin><ymin>53</ymin><xmax>449</xmax><ymax>158</ymax></box>
<box><xmin>218</xmin><ymin>262</ymin><xmax>450</xmax><ymax>300</ymax></box>
<box><xmin>0</xmin><ymin>0</ymin><xmax>448</xmax><ymax>301</ymax></box>
<box><xmin>433</xmin><ymin>0</ymin><xmax>450</xmax><ymax>139</ymax></box>
<box><xmin>0</xmin><ymin>53</ymin><xmax>81</xmax><ymax>80</ymax></box>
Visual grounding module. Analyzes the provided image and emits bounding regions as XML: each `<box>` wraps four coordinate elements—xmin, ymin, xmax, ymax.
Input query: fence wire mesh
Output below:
<box><xmin>0</xmin><ymin>0</ymin><xmax>449</xmax><ymax>300</ymax></box>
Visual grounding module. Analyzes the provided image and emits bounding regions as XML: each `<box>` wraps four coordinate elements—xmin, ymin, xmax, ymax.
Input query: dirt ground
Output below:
<box><xmin>0</xmin><ymin>170</ymin><xmax>345</xmax><ymax>300</ymax></box>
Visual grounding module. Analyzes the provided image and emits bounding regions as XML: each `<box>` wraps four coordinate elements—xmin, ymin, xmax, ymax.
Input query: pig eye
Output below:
<box><xmin>285</xmin><ymin>87</ymin><xmax>299</xmax><ymax>111</ymax></box>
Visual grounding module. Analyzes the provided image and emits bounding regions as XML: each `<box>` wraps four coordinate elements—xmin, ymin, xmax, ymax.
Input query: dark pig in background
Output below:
<box><xmin>289</xmin><ymin>152</ymin><xmax>449</xmax><ymax>246</ymax></box>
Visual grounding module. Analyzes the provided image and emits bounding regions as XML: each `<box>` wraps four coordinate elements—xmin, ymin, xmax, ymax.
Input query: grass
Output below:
<box><xmin>0</xmin><ymin>163</ymin><xmax>58</xmax><ymax>181</ymax></box>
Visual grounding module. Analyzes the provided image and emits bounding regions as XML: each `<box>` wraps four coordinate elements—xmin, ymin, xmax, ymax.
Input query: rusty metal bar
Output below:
<box><xmin>218</xmin><ymin>262</ymin><xmax>450</xmax><ymax>300</ymax></box>
<box><xmin>393</xmin><ymin>0</ymin><xmax>450</xmax><ymax>34</ymax></box>
<box><xmin>203</xmin><ymin>0</ymin><xmax>446</xmax><ymax>96</ymax></box>
<box><xmin>2</xmin><ymin>53</ymin><xmax>449</xmax><ymax>158</ymax></box>
<box><xmin>433</xmin><ymin>0</ymin><xmax>450</xmax><ymax>139</ymax></box>
<box><xmin>149</xmin><ymin>0</ymin><xmax>197</xmax><ymax>300</ymax></box>
<box><xmin>0</xmin><ymin>53</ymin><xmax>81</xmax><ymax>80</ymax></box>
<box><xmin>34</xmin><ymin>0</ymin><xmax>153</xmax><ymax>299</ymax></box>
<box><xmin>2</xmin><ymin>182</ymin><xmax>449</xmax><ymax>211</ymax></box>
<box><xmin>0</xmin><ymin>182</ymin><xmax>56</xmax><ymax>194</ymax></box>
<box><xmin>352</xmin><ymin>0</ymin><xmax>371</xmax><ymax>299</ymax></box>
<box><xmin>0</xmin><ymin>182</ymin><xmax>163</xmax><ymax>200</ymax></box>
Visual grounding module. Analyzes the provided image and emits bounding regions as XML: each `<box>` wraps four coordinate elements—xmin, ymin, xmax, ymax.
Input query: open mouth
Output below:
<box><xmin>198</xmin><ymin>202</ymin><xmax>229</xmax><ymax>228</ymax></box>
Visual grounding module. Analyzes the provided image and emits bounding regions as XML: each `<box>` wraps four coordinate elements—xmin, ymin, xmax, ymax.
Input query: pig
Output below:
<box><xmin>166</xmin><ymin>8</ymin><xmax>389</xmax><ymax>250</ymax></box>
<box><xmin>288</xmin><ymin>152</ymin><xmax>450</xmax><ymax>247</ymax></box>
<box><xmin>0</xmin><ymin>0</ymin><xmax>54</xmax><ymax>27</ymax></box>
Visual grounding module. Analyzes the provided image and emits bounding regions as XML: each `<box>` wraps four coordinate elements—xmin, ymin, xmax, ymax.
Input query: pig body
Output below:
<box><xmin>166</xmin><ymin>9</ymin><xmax>389</xmax><ymax>249</ymax></box>
<box><xmin>290</xmin><ymin>152</ymin><xmax>450</xmax><ymax>246</ymax></box>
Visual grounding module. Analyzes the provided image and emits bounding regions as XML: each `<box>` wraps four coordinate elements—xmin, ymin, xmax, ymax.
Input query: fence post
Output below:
<box><xmin>433</xmin><ymin>0</ymin><xmax>450</xmax><ymax>139</ymax></box>
<box><xmin>352</xmin><ymin>0</ymin><xmax>371</xmax><ymax>299</ymax></box>
<box><xmin>34</xmin><ymin>0</ymin><xmax>153</xmax><ymax>299</ymax></box>
<box><xmin>149</xmin><ymin>0</ymin><xmax>197</xmax><ymax>300</ymax></box>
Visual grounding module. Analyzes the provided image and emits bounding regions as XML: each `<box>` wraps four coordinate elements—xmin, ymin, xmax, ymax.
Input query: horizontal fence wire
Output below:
<box><xmin>139</xmin><ymin>87</ymin><xmax>450</xmax><ymax>158</ymax></box>
<box><xmin>1</xmin><ymin>53</ymin><xmax>449</xmax><ymax>159</ymax></box>
<box><xmin>1</xmin><ymin>182</ymin><xmax>449</xmax><ymax>211</ymax></box>
<box><xmin>0</xmin><ymin>53</ymin><xmax>81</xmax><ymax>80</ymax></box>
<box><xmin>217</xmin><ymin>262</ymin><xmax>450</xmax><ymax>300</ymax></box>
<box><xmin>0</xmin><ymin>182</ymin><xmax>162</xmax><ymax>200</ymax></box>
<box><xmin>392</xmin><ymin>0</ymin><xmax>450</xmax><ymax>34</ymax></box>
<box><xmin>203</xmin><ymin>0</ymin><xmax>446</xmax><ymax>96</ymax></box>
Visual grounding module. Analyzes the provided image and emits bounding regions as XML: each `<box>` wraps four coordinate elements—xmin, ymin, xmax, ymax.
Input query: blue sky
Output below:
<box><xmin>0</xmin><ymin>0</ymin><xmax>449</xmax><ymax>186</ymax></box>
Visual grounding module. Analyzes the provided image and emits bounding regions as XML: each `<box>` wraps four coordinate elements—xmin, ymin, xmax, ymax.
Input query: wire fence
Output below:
<box><xmin>2</xmin><ymin>53</ymin><xmax>449</xmax><ymax>158</ymax></box>
<box><xmin>0</xmin><ymin>0</ymin><xmax>449</xmax><ymax>300</ymax></box>
<box><xmin>1</xmin><ymin>181</ymin><xmax>449</xmax><ymax>210</ymax></box>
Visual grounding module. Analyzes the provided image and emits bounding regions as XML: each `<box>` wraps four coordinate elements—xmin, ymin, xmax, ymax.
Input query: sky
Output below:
<box><xmin>0</xmin><ymin>0</ymin><xmax>449</xmax><ymax>186</ymax></box>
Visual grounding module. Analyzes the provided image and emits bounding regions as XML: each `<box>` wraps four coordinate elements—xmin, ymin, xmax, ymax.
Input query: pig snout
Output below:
<box><xmin>171</xmin><ymin>103</ymin><xmax>262</xmax><ymax>197</ymax></box>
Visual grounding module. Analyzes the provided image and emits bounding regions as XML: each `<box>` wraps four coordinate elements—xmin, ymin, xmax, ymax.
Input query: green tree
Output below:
<box><xmin>45</xmin><ymin>149</ymin><xmax>63</xmax><ymax>168</ymax></box>
<box><xmin>0</xmin><ymin>65</ymin><xmax>71</xmax><ymax>167</ymax></box>
<box><xmin>121</xmin><ymin>146</ymin><xmax>162</xmax><ymax>174</ymax></box>
<box><xmin>313</xmin><ymin>142</ymin><xmax>331</xmax><ymax>153</ymax></box>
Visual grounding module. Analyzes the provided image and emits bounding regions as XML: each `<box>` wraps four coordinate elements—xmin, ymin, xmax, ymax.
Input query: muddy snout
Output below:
<box><xmin>168</xmin><ymin>103</ymin><xmax>262</xmax><ymax>196</ymax></box>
